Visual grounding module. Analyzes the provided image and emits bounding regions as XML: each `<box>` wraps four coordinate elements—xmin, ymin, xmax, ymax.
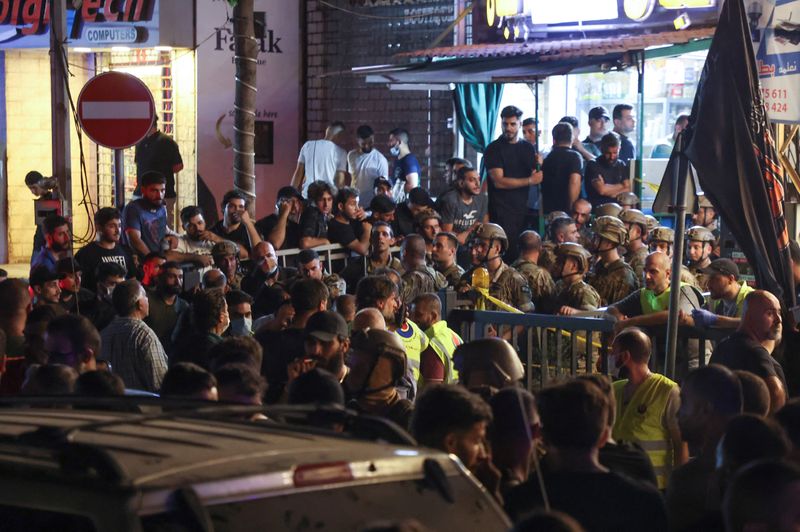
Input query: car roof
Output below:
<box><xmin>0</xmin><ymin>405</ymin><xmax>445</xmax><ymax>493</ymax></box>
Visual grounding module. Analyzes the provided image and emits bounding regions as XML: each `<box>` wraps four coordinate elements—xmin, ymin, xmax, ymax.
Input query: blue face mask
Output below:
<box><xmin>229</xmin><ymin>317</ymin><xmax>252</xmax><ymax>336</ymax></box>
<box><xmin>390</xmin><ymin>145</ymin><xmax>401</xmax><ymax>157</ymax></box>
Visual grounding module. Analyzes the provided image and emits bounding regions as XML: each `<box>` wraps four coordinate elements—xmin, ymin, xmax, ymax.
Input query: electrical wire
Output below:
<box><xmin>318</xmin><ymin>0</ymin><xmax>465</xmax><ymax>20</ymax></box>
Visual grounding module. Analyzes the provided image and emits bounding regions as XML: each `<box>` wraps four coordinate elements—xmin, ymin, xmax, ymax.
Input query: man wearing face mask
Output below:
<box><xmin>348</xmin><ymin>125</ymin><xmax>388</xmax><ymax>206</ymax></box>
<box><xmin>145</xmin><ymin>261</ymin><xmax>188</xmax><ymax>357</ymax></box>
<box><xmin>226</xmin><ymin>290</ymin><xmax>254</xmax><ymax>337</ymax></box>
<box><xmin>387</xmin><ymin>128</ymin><xmax>420</xmax><ymax>202</ymax></box>
<box><xmin>586</xmin><ymin>216</ymin><xmax>638</xmax><ymax>306</ymax></box>
<box><xmin>255</xmin><ymin>186</ymin><xmax>305</xmax><ymax>250</ymax></box>
<box><xmin>172</xmin><ymin>288</ymin><xmax>230</xmax><ymax>370</ymax></box>
<box><xmin>242</xmin><ymin>241</ymin><xmax>296</xmax><ymax>319</ymax></box>
<box><xmin>82</xmin><ymin>262</ymin><xmax>127</xmax><ymax>332</ymax></box>
<box><xmin>610</xmin><ymin>327</ymin><xmax>687</xmax><ymax>490</ymax></box>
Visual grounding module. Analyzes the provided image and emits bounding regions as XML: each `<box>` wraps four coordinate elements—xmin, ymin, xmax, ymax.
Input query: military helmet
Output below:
<box><xmin>649</xmin><ymin>226</ymin><xmax>675</xmax><ymax>244</ymax></box>
<box><xmin>686</xmin><ymin>225</ymin><xmax>715</xmax><ymax>243</ymax></box>
<box><xmin>547</xmin><ymin>211</ymin><xmax>571</xmax><ymax>224</ymax></box>
<box><xmin>697</xmin><ymin>194</ymin><xmax>714</xmax><ymax>209</ymax></box>
<box><xmin>616</xmin><ymin>191</ymin><xmax>639</xmax><ymax>207</ymax></box>
<box><xmin>453</xmin><ymin>338</ymin><xmax>524</xmax><ymax>389</ymax></box>
<box><xmin>644</xmin><ymin>215</ymin><xmax>659</xmax><ymax>234</ymax></box>
<box><xmin>619</xmin><ymin>208</ymin><xmax>647</xmax><ymax>229</ymax></box>
<box><xmin>473</xmin><ymin>223</ymin><xmax>508</xmax><ymax>251</ymax></box>
<box><xmin>556</xmin><ymin>242</ymin><xmax>592</xmax><ymax>272</ymax></box>
<box><xmin>211</xmin><ymin>239</ymin><xmax>239</xmax><ymax>257</ymax></box>
<box><xmin>594</xmin><ymin>215</ymin><xmax>629</xmax><ymax>246</ymax></box>
<box><xmin>594</xmin><ymin>202</ymin><xmax>622</xmax><ymax>218</ymax></box>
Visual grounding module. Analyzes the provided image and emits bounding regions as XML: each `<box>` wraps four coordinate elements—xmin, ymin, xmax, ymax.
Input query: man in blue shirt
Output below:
<box><xmin>123</xmin><ymin>171</ymin><xmax>171</xmax><ymax>258</ymax></box>
<box><xmin>388</xmin><ymin>127</ymin><xmax>420</xmax><ymax>202</ymax></box>
<box><xmin>30</xmin><ymin>214</ymin><xmax>71</xmax><ymax>275</ymax></box>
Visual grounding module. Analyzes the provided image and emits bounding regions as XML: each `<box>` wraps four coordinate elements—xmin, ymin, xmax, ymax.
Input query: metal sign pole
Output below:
<box><xmin>114</xmin><ymin>149</ymin><xmax>125</xmax><ymax>207</ymax></box>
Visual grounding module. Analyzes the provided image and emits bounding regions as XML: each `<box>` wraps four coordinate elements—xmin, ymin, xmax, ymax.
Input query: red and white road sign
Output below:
<box><xmin>77</xmin><ymin>71</ymin><xmax>155</xmax><ymax>150</ymax></box>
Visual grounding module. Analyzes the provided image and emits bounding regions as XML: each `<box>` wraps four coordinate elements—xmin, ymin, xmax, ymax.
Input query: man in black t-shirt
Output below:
<box><xmin>541</xmin><ymin>122</ymin><xmax>583</xmax><ymax>215</ymax></box>
<box><xmin>134</xmin><ymin>116</ymin><xmax>183</xmax><ymax>226</ymax></box>
<box><xmin>612</xmin><ymin>103</ymin><xmax>637</xmax><ymax>163</ymax></box>
<box><xmin>327</xmin><ymin>187</ymin><xmax>371</xmax><ymax>256</ymax></box>
<box><xmin>75</xmin><ymin>207</ymin><xmax>136</xmax><ymax>293</ymax></box>
<box><xmin>710</xmin><ymin>289</ymin><xmax>787</xmax><ymax>412</ymax></box>
<box><xmin>484</xmin><ymin>105</ymin><xmax>543</xmax><ymax>262</ymax></box>
<box><xmin>209</xmin><ymin>190</ymin><xmax>262</xmax><ymax>257</ymax></box>
<box><xmin>585</xmin><ymin>132</ymin><xmax>631</xmax><ymax>207</ymax></box>
<box><xmin>256</xmin><ymin>186</ymin><xmax>304</xmax><ymax>250</ymax></box>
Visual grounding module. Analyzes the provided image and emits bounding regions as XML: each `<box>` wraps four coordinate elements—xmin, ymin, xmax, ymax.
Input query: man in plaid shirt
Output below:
<box><xmin>100</xmin><ymin>279</ymin><xmax>168</xmax><ymax>392</ymax></box>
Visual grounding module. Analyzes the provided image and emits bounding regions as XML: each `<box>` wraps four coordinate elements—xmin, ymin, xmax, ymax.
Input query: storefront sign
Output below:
<box><xmin>751</xmin><ymin>0</ymin><xmax>800</xmax><ymax>123</ymax></box>
<box><xmin>196</xmin><ymin>1</ymin><xmax>301</xmax><ymax>218</ymax></box>
<box><xmin>0</xmin><ymin>0</ymin><xmax>166</xmax><ymax>48</ymax></box>
<box><xmin>472</xmin><ymin>0</ymin><xmax>719</xmax><ymax>42</ymax></box>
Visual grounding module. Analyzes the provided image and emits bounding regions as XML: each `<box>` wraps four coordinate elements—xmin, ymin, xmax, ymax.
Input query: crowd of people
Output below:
<box><xmin>1</xmin><ymin>104</ymin><xmax>798</xmax><ymax>531</ymax></box>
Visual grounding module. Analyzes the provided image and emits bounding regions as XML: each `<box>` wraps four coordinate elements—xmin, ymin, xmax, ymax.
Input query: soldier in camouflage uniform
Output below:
<box><xmin>692</xmin><ymin>194</ymin><xmax>719</xmax><ymax>234</ymax></box>
<box><xmin>432</xmin><ymin>232</ymin><xmax>464</xmax><ymax>288</ymax></box>
<box><xmin>648</xmin><ymin>226</ymin><xmax>700</xmax><ymax>289</ymax></box>
<box><xmin>685</xmin><ymin>225</ymin><xmax>715</xmax><ymax>291</ymax></box>
<box><xmin>594</xmin><ymin>201</ymin><xmax>622</xmax><ymax>218</ymax></box>
<box><xmin>461</xmin><ymin>223</ymin><xmax>534</xmax><ymax>312</ymax></box>
<box><xmin>587</xmin><ymin>216</ymin><xmax>638</xmax><ymax>306</ymax></box>
<box><xmin>400</xmin><ymin>234</ymin><xmax>448</xmax><ymax>304</ymax></box>
<box><xmin>212</xmin><ymin>240</ymin><xmax>244</xmax><ymax>291</ymax></box>
<box><xmin>548</xmin><ymin>242</ymin><xmax>601</xmax><ymax>314</ymax></box>
<box><xmin>620</xmin><ymin>208</ymin><xmax>649</xmax><ymax>285</ymax></box>
<box><xmin>644</xmin><ymin>214</ymin><xmax>659</xmax><ymax>238</ymax></box>
<box><xmin>616</xmin><ymin>191</ymin><xmax>639</xmax><ymax>211</ymax></box>
<box><xmin>540</xmin><ymin>215</ymin><xmax>580</xmax><ymax>274</ymax></box>
<box><xmin>296</xmin><ymin>248</ymin><xmax>346</xmax><ymax>299</ymax></box>
<box><xmin>339</xmin><ymin>221</ymin><xmax>403</xmax><ymax>292</ymax></box>
<box><xmin>571</xmin><ymin>198</ymin><xmax>594</xmax><ymax>248</ymax></box>
<box><xmin>511</xmin><ymin>230</ymin><xmax>556</xmax><ymax>311</ymax></box>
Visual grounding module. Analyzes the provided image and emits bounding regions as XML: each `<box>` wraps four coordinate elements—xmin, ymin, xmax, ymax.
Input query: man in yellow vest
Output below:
<box><xmin>679</xmin><ymin>258</ymin><xmax>754</xmax><ymax>330</ymax></box>
<box><xmin>610</xmin><ymin>327</ymin><xmax>688</xmax><ymax>489</ymax></box>
<box><xmin>411</xmin><ymin>292</ymin><xmax>463</xmax><ymax>385</ymax></box>
<box><xmin>608</xmin><ymin>251</ymin><xmax>706</xmax><ymax>378</ymax></box>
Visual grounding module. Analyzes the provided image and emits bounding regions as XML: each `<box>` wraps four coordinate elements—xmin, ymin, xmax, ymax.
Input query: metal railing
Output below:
<box><xmin>275</xmin><ymin>243</ymin><xmax>402</xmax><ymax>274</ymax></box>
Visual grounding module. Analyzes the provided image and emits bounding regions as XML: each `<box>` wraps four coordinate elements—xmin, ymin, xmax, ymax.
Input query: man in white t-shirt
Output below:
<box><xmin>165</xmin><ymin>205</ymin><xmax>221</xmax><ymax>275</ymax></box>
<box><xmin>291</xmin><ymin>121</ymin><xmax>348</xmax><ymax>196</ymax></box>
<box><xmin>347</xmin><ymin>124</ymin><xmax>389</xmax><ymax>207</ymax></box>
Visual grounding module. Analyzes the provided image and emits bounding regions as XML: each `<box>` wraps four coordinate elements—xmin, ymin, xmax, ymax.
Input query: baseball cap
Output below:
<box><xmin>373</xmin><ymin>176</ymin><xmax>391</xmax><ymax>189</ymax></box>
<box><xmin>408</xmin><ymin>187</ymin><xmax>434</xmax><ymax>208</ymax></box>
<box><xmin>29</xmin><ymin>265</ymin><xmax>60</xmax><ymax>287</ymax></box>
<box><xmin>55</xmin><ymin>258</ymin><xmax>82</xmax><ymax>277</ymax></box>
<box><xmin>305</xmin><ymin>310</ymin><xmax>349</xmax><ymax>342</ymax></box>
<box><xmin>277</xmin><ymin>186</ymin><xmax>302</xmax><ymax>200</ymax></box>
<box><xmin>211</xmin><ymin>240</ymin><xmax>238</xmax><ymax>257</ymax></box>
<box><xmin>370</xmin><ymin>194</ymin><xmax>396</xmax><ymax>214</ymax></box>
<box><xmin>699</xmin><ymin>258</ymin><xmax>739</xmax><ymax>278</ymax></box>
<box><xmin>588</xmin><ymin>106</ymin><xmax>611</xmax><ymax>121</ymax></box>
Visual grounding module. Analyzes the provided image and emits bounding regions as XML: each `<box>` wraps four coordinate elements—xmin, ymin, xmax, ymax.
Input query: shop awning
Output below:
<box><xmin>357</xmin><ymin>26</ymin><xmax>714</xmax><ymax>85</ymax></box>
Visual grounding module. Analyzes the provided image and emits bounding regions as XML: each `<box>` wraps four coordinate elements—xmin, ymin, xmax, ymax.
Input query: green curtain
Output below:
<box><xmin>453</xmin><ymin>83</ymin><xmax>504</xmax><ymax>180</ymax></box>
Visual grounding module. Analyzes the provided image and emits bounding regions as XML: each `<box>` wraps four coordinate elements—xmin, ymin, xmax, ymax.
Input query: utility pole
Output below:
<box><xmin>50</xmin><ymin>0</ymin><xmax>72</xmax><ymax>218</ymax></box>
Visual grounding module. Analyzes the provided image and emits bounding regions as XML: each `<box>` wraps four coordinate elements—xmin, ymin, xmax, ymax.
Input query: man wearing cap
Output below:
<box><xmin>584</xmin><ymin>106</ymin><xmax>611</xmax><ymax>155</ymax></box>
<box><xmin>484</xmin><ymin>105</ymin><xmax>543</xmax><ymax>263</ymax></box>
<box><xmin>255</xmin><ymin>186</ymin><xmax>305</xmax><ymax>250</ymax></box>
<box><xmin>211</xmin><ymin>240</ymin><xmax>243</xmax><ymax>291</ymax></box>
<box><xmin>296</xmin><ymin>248</ymin><xmax>346</xmax><ymax>300</ymax></box>
<box><xmin>393</xmin><ymin>187</ymin><xmax>434</xmax><ymax>238</ymax></box>
<box><xmin>29</xmin><ymin>265</ymin><xmax>63</xmax><ymax>310</ymax></box>
<box><xmin>585</xmin><ymin>133</ymin><xmax>631</xmax><ymax>208</ymax></box>
<box><xmin>288</xmin><ymin>310</ymin><xmax>351</xmax><ymax>384</ymax></box>
<box><xmin>348</xmin><ymin>125</ymin><xmax>388</xmax><ymax>206</ymax></box>
<box><xmin>340</xmin><ymin>222</ymin><xmax>403</xmax><ymax>293</ymax></box>
<box><xmin>56</xmin><ymin>258</ymin><xmax>93</xmax><ymax>313</ymax></box>
<box><xmin>685</xmin><ymin>226</ymin><xmax>716</xmax><ymax>291</ymax></box>
<box><xmin>620</xmin><ymin>209</ymin><xmax>650</xmax><ymax>283</ymax></box>
<box><xmin>680</xmin><ymin>258</ymin><xmax>754</xmax><ymax>330</ymax></box>
<box><xmin>373</xmin><ymin>176</ymin><xmax>393</xmax><ymax>199</ymax></box>
<box><xmin>587</xmin><ymin>216</ymin><xmax>638</xmax><ymax>306</ymax></box>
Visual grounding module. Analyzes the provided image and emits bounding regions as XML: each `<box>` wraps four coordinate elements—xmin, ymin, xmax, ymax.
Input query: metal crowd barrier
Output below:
<box><xmin>445</xmin><ymin>307</ymin><xmax>737</xmax><ymax>387</ymax></box>
<box><xmin>275</xmin><ymin>243</ymin><xmax>402</xmax><ymax>274</ymax></box>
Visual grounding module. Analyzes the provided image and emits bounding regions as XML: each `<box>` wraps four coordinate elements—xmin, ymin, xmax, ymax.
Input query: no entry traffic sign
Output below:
<box><xmin>77</xmin><ymin>71</ymin><xmax>155</xmax><ymax>150</ymax></box>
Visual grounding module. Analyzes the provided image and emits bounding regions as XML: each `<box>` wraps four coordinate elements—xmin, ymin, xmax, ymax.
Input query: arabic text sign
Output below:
<box><xmin>753</xmin><ymin>0</ymin><xmax>800</xmax><ymax>122</ymax></box>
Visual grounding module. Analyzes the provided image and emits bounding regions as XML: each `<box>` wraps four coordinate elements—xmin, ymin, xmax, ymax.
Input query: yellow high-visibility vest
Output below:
<box><xmin>425</xmin><ymin>320</ymin><xmax>463</xmax><ymax>385</ymax></box>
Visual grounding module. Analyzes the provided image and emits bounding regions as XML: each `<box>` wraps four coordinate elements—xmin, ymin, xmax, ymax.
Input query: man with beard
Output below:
<box><xmin>584</xmin><ymin>132</ymin><xmax>631</xmax><ymax>208</ymax></box>
<box><xmin>242</xmin><ymin>241</ymin><xmax>296</xmax><ymax>319</ymax></box>
<box><xmin>685</xmin><ymin>226</ymin><xmax>716</xmax><ymax>291</ymax></box>
<box><xmin>56</xmin><ymin>258</ymin><xmax>94</xmax><ymax>313</ymax></box>
<box><xmin>439</xmin><ymin>167</ymin><xmax>488</xmax><ymax>266</ymax></box>
<box><xmin>683</xmin><ymin>259</ymin><xmax>754</xmax><ymax>331</ymax></box>
<box><xmin>288</xmin><ymin>311</ymin><xmax>350</xmax><ymax>384</ymax></box>
<box><xmin>209</xmin><ymin>190</ymin><xmax>261</xmax><ymax>258</ymax></box>
<box><xmin>612</xmin><ymin>103</ymin><xmax>637</xmax><ymax>162</ymax></box>
<box><xmin>348</xmin><ymin>125</ymin><xmax>388</xmax><ymax>206</ymax></box>
<box><xmin>571</xmin><ymin>198</ymin><xmax>593</xmax><ymax>248</ymax></box>
<box><xmin>296</xmin><ymin>248</ymin><xmax>346</xmax><ymax>300</ymax></box>
<box><xmin>75</xmin><ymin>207</ymin><xmax>135</xmax><ymax>291</ymax></box>
<box><xmin>145</xmin><ymin>261</ymin><xmax>188</xmax><ymax>357</ymax></box>
<box><xmin>484</xmin><ymin>105</ymin><xmax>543</xmax><ymax>262</ymax></box>
<box><xmin>211</xmin><ymin>240</ymin><xmax>243</xmax><ymax>292</ymax></box>
<box><xmin>710</xmin><ymin>290</ymin><xmax>787</xmax><ymax>412</ymax></box>
<box><xmin>134</xmin><ymin>115</ymin><xmax>183</xmax><ymax>226</ymax></box>
<box><xmin>123</xmin><ymin>171</ymin><xmax>173</xmax><ymax>258</ymax></box>
<box><xmin>164</xmin><ymin>206</ymin><xmax>220</xmax><ymax>273</ymax></box>
<box><xmin>29</xmin><ymin>266</ymin><xmax>63</xmax><ymax>310</ymax></box>
<box><xmin>327</xmin><ymin>186</ymin><xmax>372</xmax><ymax>256</ymax></box>
<box><xmin>256</xmin><ymin>186</ymin><xmax>305</xmax><ymax>250</ymax></box>
<box><xmin>339</xmin><ymin>222</ymin><xmax>403</xmax><ymax>292</ymax></box>
<box><xmin>31</xmin><ymin>214</ymin><xmax>71</xmax><ymax>274</ymax></box>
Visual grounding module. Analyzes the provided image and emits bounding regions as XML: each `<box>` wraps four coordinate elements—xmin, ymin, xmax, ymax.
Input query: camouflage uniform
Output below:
<box><xmin>323</xmin><ymin>273</ymin><xmax>346</xmax><ymax>300</ymax></box>
<box><xmin>577</xmin><ymin>225</ymin><xmax>593</xmax><ymax>249</ymax></box>
<box><xmin>552</xmin><ymin>279</ymin><xmax>602</xmax><ymax>311</ymax></box>
<box><xmin>625</xmin><ymin>246</ymin><xmax>648</xmax><ymax>287</ymax></box>
<box><xmin>689</xmin><ymin>264</ymin><xmax>711</xmax><ymax>292</ymax></box>
<box><xmin>511</xmin><ymin>257</ymin><xmax>556</xmax><ymax>311</ymax></box>
<box><xmin>587</xmin><ymin>258</ymin><xmax>638</xmax><ymax>306</ymax></box>
<box><xmin>680</xmin><ymin>265</ymin><xmax>700</xmax><ymax>289</ymax></box>
<box><xmin>487</xmin><ymin>262</ymin><xmax>535</xmax><ymax>312</ymax></box>
<box><xmin>228</xmin><ymin>272</ymin><xmax>244</xmax><ymax>292</ymax></box>
<box><xmin>340</xmin><ymin>254</ymin><xmax>403</xmax><ymax>293</ymax></box>
<box><xmin>436</xmin><ymin>262</ymin><xmax>465</xmax><ymax>288</ymax></box>
<box><xmin>400</xmin><ymin>264</ymin><xmax>448</xmax><ymax>304</ymax></box>
<box><xmin>539</xmin><ymin>241</ymin><xmax>558</xmax><ymax>274</ymax></box>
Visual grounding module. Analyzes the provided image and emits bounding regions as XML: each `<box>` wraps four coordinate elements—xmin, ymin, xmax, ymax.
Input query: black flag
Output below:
<box><xmin>683</xmin><ymin>0</ymin><xmax>795</xmax><ymax>306</ymax></box>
